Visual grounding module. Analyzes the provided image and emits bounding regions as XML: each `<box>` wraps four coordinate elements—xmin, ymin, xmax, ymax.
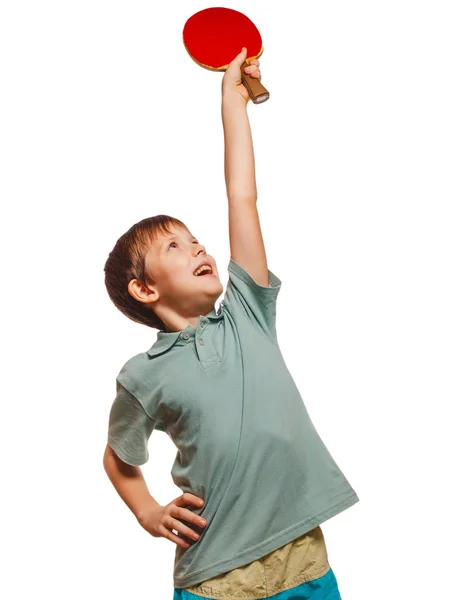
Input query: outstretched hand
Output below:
<box><xmin>222</xmin><ymin>47</ymin><xmax>262</xmax><ymax>105</ymax></box>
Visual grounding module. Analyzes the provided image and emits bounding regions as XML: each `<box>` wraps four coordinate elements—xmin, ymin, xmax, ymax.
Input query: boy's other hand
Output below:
<box><xmin>138</xmin><ymin>492</ymin><xmax>207</xmax><ymax>550</ymax></box>
<box><xmin>222</xmin><ymin>47</ymin><xmax>261</xmax><ymax>106</ymax></box>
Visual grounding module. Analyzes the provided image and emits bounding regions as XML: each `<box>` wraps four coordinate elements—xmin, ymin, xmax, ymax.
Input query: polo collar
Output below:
<box><xmin>146</xmin><ymin>302</ymin><xmax>224</xmax><ymax>358</ymax></box>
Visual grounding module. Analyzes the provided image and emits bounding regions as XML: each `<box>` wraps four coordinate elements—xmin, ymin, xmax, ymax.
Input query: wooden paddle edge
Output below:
<box><xmin>183</xmin><ymin>41</ymin><xmax>264</xmax><ymax>71</ymax></box>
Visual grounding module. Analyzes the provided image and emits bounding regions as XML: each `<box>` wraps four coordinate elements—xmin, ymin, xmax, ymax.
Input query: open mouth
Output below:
<box><xmin>193</xmin><ymin>265</ymin><xmax>213</xmax><ymax>277</ymax></box>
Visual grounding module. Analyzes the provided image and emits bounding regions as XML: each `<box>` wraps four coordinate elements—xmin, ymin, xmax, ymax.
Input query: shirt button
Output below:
<box><xmin>199</xmin><ymin>339</ymin><xmax>204</xmax><ymax>346</ymax></box>
<box><xmin>183</xmin><ymin>334</ymin><xmax>189</xmax><ymax>340</ymax></box>
<box><xmin>201</xmin><ymin>322</ymin><xmax>205</xmax><ymax>327</ymax></box>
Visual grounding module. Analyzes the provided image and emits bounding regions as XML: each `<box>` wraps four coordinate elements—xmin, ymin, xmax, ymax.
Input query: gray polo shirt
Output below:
<box><xmin>107</xmin><ymin>257</ymin><xmax>360</xmax><ymax>588</ymax></box>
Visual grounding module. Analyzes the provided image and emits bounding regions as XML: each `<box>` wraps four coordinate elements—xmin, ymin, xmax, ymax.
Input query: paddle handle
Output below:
<box><xmin>241</xmin><ymin>61</ymin><xmax>270</xmax><ymax>104</ymax></box>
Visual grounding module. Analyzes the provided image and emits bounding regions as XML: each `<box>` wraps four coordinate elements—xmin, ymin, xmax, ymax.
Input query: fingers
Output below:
<box><xmin>244</xmin><ymin>58</ymin><xmax>261</xmax><ymax>78</ymax></box>
<box><xmin>243</xmin><ymin>63</ymin><xmax>261</xmax><ymax>79</ymax></box>
<box><xmin>177</xmin><ymin>492</ymin><xmax>204</xmax><ymax>507</ymax></box>
<box><xmin>179</xmin><ymin>506</ymin><xmax>207</xmax><ymax>528</ymax></box>
<box><xmin>164</xmin><ymin>493</ymin><xmax>207</xmax><ymax>549</ymax></box>
<box><xmin>165</xmin><ymin>527</ymin><xmax>191</xmax><ymax>549</ymax></box>
<box><xmin>167</xmin><ymin>514</ymin><xmax>201</xmax><ymax>541</ymax></box>
<box><xmin>171</xmin><ymin>505</ymin><xmax>206</xmax><ymax>534</ymax></box>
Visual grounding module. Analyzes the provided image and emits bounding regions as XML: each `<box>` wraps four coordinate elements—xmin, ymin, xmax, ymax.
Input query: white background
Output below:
<box><xmin>1</xmin><ymin>1</ymin><xmax>451</xmax><ymax>598</ymax></box>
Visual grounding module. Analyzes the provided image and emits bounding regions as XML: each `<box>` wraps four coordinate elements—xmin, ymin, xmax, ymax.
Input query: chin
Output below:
<box><xmin>209</xmin><ymin>280</ymin><xmax>224</xmax><ymax>299</ymax></box>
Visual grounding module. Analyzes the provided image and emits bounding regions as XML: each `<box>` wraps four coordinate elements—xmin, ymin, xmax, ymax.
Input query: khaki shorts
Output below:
<box><xmin>180</xmin><ymin>525</ymin><xmax>332</xmax><ymax>599</ymax></box>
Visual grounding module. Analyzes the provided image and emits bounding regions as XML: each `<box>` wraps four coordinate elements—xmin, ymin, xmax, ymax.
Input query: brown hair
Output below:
<box><xmin>104</xmin><ymin>214</ymin><xmax>188</xmax><ymax>331</ymax></box>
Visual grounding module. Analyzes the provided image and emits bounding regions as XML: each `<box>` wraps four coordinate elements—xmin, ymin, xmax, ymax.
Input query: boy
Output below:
<box><xmin>103</xmin><ymin>48</ymin><xmax>359</xmax><ymax>599</ymax></box>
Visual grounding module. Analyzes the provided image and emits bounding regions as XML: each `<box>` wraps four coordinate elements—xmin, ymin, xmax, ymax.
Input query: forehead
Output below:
<box><xmin>155</xmin><ymin>226</ymin><xmax>192</xmax><ymax>243</ymax></box>
<box><xmin>147</xmin><ymin>226</ymin><xmax>193</xmax><ymax>254</ymax></box>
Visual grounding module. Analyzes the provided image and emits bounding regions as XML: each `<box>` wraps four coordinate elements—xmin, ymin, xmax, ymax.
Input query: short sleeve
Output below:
<box><xmin>107</xmin><ymin>381</ymin><xmax>157</xmax><ymax>466</ymax></box>
<box><xmin>222</xmin><ymin>257</ymin><xmax>282</xmax><ymax>342</ymax></box>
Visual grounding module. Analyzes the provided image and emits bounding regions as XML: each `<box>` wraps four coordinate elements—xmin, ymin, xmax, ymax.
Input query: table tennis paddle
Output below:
<box><xmin>183</xmin><ymin>7</ymin><xmax>270</xmax><ymax>104</ymax></box>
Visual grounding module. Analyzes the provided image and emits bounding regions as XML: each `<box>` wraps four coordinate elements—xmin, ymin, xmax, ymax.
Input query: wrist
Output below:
<box><xmin>221</xmin><ymin>91</ymin><xmax>248</xmax><ymax>110</ymax></box>
<box><xmin>136</xmin><ymin>499</ymin><xmax>161</xmax><ymax>525</ymax></box>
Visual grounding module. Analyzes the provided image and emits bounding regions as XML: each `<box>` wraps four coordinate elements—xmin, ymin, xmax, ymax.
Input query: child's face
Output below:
<box><xmin>143</xmin><ymin>226</ymin><xmax>223</xmax><ymax>312</ymax></box>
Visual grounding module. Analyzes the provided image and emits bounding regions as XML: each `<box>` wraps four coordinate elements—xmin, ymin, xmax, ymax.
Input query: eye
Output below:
<box><xmin>168</xmin><ymin>241</ymin><xmax>177</xmax><ymax>250</ymax></box>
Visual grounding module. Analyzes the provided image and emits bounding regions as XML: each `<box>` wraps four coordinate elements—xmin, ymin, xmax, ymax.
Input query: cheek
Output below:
<box><xmin>166</xmin><ymin>264</ymin><xmax>194</xmax><ymax>289</ymax></box>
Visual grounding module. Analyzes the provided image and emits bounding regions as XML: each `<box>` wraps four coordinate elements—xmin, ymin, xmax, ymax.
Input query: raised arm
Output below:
<box><xmin>221</xmin><ymin>48</ymin><xmax>270</xmax><ymax>287</ymax></box>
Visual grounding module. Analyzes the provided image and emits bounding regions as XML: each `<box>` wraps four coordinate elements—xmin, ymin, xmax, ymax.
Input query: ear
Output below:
<box><xmin>128</xmin><ymin>279</ymin><xmax>159</xmax><ymax>305</ymax></box>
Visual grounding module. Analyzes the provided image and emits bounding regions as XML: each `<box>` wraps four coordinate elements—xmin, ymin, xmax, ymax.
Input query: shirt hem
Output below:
<box><xmin>107</xmin><ymin>436</ymin><xmax>147</xmax><ymax>467</ymax></box>
<box><xmin>173</xmin><ymin>489</ymin><xmax>359</xmax><ymax>588</ymax></box>
<box><xmin>228</xmin><ymin>257</ymin><xmax>282</xmax><ymax>293</ymax></box>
